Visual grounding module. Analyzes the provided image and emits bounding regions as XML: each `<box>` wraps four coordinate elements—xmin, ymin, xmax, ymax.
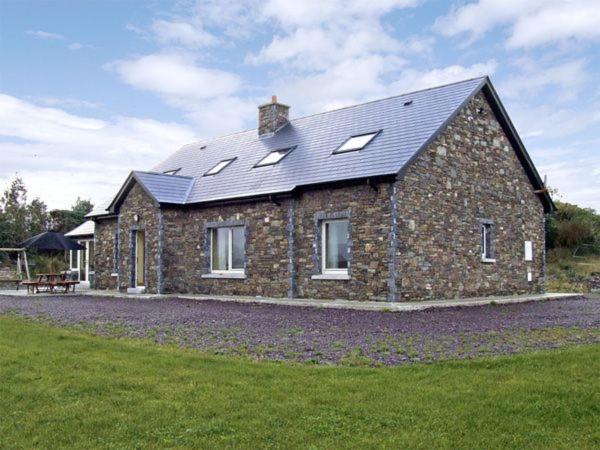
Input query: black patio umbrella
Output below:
<box><xmin>19</xmin><ymin>231</ymin><xmax>85</xmax><ymax>251</ymax></box>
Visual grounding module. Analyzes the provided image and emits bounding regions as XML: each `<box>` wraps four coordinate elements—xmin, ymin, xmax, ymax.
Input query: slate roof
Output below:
<box><xmin>131</xmin><ymin>171</ymin><xmax>194</xmax><ymax>204</ymax></box>
<box><xmin>86</xmin><ymin>199</ymin><xmax>112</xmax><ymax>218</ymax></box>
<box><xmin>152</xmin><ymin>77</ymin><xmax>486</xmax><ymax>204</ymax></box>
<box><xmin>96</xmin><ymin>76</ymin><xmax>554</xmax><ymax>215</ymax></box>
<box><xmin>65</xmin><ymin>220</ymin><xmax>95</xmax><ymax>237</ymax></box>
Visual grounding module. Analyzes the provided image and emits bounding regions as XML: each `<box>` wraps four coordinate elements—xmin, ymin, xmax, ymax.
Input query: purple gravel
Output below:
<box><xmin>1</xmin><ymin>295</ymin><xmax>598</xmax><ymax>365</ymax></box>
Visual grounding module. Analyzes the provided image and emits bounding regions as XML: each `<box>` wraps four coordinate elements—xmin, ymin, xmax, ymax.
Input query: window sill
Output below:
<box><xmin>202</xmin><ymin>272</ymin><xmax>247</xmax><ymax>279</ymax></box>
<box><xmin>311</xmin><ymin>273</ymin><xmax>351</xmax><ymax>281</ymax></box>
<box><xmin>481</xmin><ymin>258</ymin><xmax>496</xmax><ymax>263</ymax></box>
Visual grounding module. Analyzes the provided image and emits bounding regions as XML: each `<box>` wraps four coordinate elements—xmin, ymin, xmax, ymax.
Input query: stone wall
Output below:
<box><xmin>94</xmin><ymin>218</ymin><xmax>118</xmax><ymax>290</ymax></box>
<box><xmin>162</xmin><ymin>200</ymin><xmax>291</xmax><ymax>297</ymax></box>
<box><xmin>294</xmin><ymin>183</ymin><xmax>392</xmax><ymax>301</ymax></box>
<box><xmin>160</xmin><ymin>183</ymin><xmax>393</xmax><ymax>300</ymax></box>
<box><xmin>116</xmin><ymin>183</ymin><xmax>161</xmax><ymax>293</ymax></box>
<box><xmin>394</xmin><ymin>91</ymin><xmax>546</xmax><ymax>300</ymax></box>
<box><xmin>94</xmin><ymin>91</ymin><xmax>547</xmax><ymax>301</ymax></box>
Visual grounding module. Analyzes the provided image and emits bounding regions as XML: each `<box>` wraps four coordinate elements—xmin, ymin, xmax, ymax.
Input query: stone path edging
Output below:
<box><xmin>66</xmin><ymin>290</ymin><xmax>583</xmax><ymax>312</ymax></box>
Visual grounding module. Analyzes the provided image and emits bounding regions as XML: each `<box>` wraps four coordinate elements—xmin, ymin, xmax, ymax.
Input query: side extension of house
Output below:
<box><xmin>92</xmin><ymin>87</ymin><xmax>546</xmax><ymax>301</ymax></box>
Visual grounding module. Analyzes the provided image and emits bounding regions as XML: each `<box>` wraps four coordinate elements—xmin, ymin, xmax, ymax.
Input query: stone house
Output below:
<box><xmin>88</xmin><ymin>77</ymin><xmax>554</xmax><ymax>301</ymax></box>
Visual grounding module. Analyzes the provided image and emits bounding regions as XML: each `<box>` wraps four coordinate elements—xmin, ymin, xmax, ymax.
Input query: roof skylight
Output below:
<box><xmin>333</xmin><ymin>131</ymin><xmax>380</xmax><ymax>154</ymax></box>
<box><xmin>204</xmin><ymin>158</ymin><xmax>235</xmax><ymax>176</ymax></box>
<box><xmin>163</xmin><ymin>169</ymin><xmax>180</xmax><ymax>175</ymax></box>
<box><xmin>254</xmin><ymin>146</ymin><xmax>295</xmax><ymax>168</ymax></box>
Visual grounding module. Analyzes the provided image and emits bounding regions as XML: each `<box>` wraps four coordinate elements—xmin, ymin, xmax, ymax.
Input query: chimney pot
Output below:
<box><xmin>258</xmin><ymin>96</ymin><xmax>289</xmax><ymax>136</ymax></box>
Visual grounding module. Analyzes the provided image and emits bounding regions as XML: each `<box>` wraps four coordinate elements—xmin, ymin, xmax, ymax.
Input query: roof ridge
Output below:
<box><xmin>176</xmin><ymin>76</ymin><xmax>489</xmax><ymax>149</ymax></box>
<box><xmin>133</xmin><ymin>170</ymin><xmax>194</xmax><ymax>180</ymax></box>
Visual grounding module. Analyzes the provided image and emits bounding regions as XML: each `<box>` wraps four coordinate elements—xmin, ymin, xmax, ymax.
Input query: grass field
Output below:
<box><xmin>547</xmin><ymin>250</ymin><xmax>600</xmax><ymax>293</ymax></box>
<box><xmin>1</xmin><ymin>316</ymin><xmax>598</xmax><ymax>449</ymax></box>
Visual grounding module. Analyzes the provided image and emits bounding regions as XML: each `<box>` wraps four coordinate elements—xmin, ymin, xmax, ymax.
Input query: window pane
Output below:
<box><xmin>256</xmin><ymin>150</ymin><xmax>287</xmax><ymax>166</ymax></box>
<box><xmin>482</xmin><ymin>224</ymin><xmax>493</xmax><ymax>259</ymax></box>
<box><xmin>211</xmin><ymin>228</ymin><xmax>229</xmax><ymax>271</ymax></box>
<box><xmin>231</xmin><ymin>227</ymin><xmax>245</xmax><ymax>269</ymax></box>
<box><xmin>205</xmin><ymin>159</ymin><xmax>233</xmax><ymax>176</ymax></box>
<box><xmin>337</xmin><ymin>132</ymin><xmax>377</xmax><ymax>153</ymax></box>
<box><xmin>325</xmin><ymin>220</ymin><xmax>349</xmax><ymax>269</ymax></box>
<box><xmin>485</xmin><ymin>225</ymin><xmax>493</xmax><ymax>258</ymax></box>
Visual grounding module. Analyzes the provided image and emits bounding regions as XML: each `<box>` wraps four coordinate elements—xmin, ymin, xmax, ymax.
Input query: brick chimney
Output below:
<box><xmin>258</xmin><ymin>95</ymin><xmax>289</xmax><ymax>136</ymax></box>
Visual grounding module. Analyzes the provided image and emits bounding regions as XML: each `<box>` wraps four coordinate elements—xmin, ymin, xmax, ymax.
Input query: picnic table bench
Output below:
<box><xmin>0</xmin><ymin>267</ymin><xmax>22</xmax><ymax>290</ymax></box>
<box><xmin>22</xmin><ymin>273</ymin><xmax>79</xmax><ymax>294</ymax></box>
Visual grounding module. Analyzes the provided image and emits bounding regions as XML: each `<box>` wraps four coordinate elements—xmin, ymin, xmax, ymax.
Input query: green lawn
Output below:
<box><xmin>1</xmin><ymin>317</ymin><xmax>598</xmax><ymax>449</ymax></box>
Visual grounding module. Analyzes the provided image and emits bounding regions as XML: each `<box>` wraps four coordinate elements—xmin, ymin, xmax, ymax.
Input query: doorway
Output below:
<box><xmin>69</xmin><ymin>239</ymin><xmax>94</xmax><ymax>284</ymax></box>
<box><xmin>134</xmin><ymin>230</ymin><xmax>145</xmax><ymax>287</ymax></box>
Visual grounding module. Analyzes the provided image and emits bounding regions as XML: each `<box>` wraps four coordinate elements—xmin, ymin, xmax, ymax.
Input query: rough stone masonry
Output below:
<box><xmin>93</xmin><ymin>91</ymin><xmax>546</xmax><ymax>301</ymax></box>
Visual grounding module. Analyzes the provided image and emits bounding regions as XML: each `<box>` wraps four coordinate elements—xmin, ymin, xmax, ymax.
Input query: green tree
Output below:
<box><xmin>547</xmin><ymin>201</ymin><xmax>600</xmax><ymax>256</ymax></box>
<box><xmin>0</xmin><ymin>177</ymin><xmax>29</xmax><ymax>246</ymax></box>
<box><xmin>0</xmin><ymin>176</ymin><xmax>53</xmax><ymax>247</ymax></box>
<box><xmin>27</xmin><ymin>198</ymin><xmax>49</xmax><ymax>237</ymax></box>
<box><xmin>48</xmin><ymin>197</ymin><xmax>93</xmax><ymax>233</ymax></box>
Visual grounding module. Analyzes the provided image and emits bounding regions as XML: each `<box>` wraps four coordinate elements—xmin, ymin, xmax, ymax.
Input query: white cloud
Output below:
<box><xmin>388</xmin><ymin>60</ymin><xmax>498</xmax><ymax>93</ymax></box>
<box><xmin>248</xmin><ymin>0</ymin><xmax>423</xmax><ymax>70</ymax></box>
<box><xmin>274</xmin><ymin>55</ymin><xmax>400</xmax><ymax>113</ymax></box>
<box><xmin>537</xmin><ymin>153</ymin><xmax>600</xmax><ymax>211</ymax></box>
<box><xmin>26</xmin><ymin>30</ymin><xmax>65</xmax><ymax>40</ymax></box>
<box><xmin>509</xmin><ymin>102</ymin><xmax>600</xmax><ymax>139</ymax></box>
<box><xmin>434</xmin><ymin>0</ymin><xmax>600</xmax><ymax>48</ymax></box>
<box><xmin>261</xmin><ymin>0</ymin><xmax>420</xmax><ymax>27</ymax></box>
<box><xmin>26</xmin><ymin>96</ymin><xmax>103</xmax><ymax>110</ymax></box>
<box><xmin>500</xmin><ymin>59</ymin><xmax>589</xmax><ymax>99</ymax></box>
<box><xmin>151</xmin><ymin>19</ymin><xmax>217</xmax><ymax>47</ymax></box>
<box><xmin>0</xmin><ymin>94</ymin><xmax>195</xmax><ymax>209</ymax></box>
<box><xmin>26</xmin><ymin>29</ymin><xmax>89</xmax><ymax>51</ymax></box>
<box><xmin>105</xmin><ymin>53</ymin><xmax>241</xmax><ymax>100</ymax></box>
<box><xmin>242</xmin><ymin>0</ymin><xmax>434</xmax><ymax>115</ymax></box>
<box><xmin>507</xmin><ymin>1</ymin><xmax>600</xmax><ymax>48</ymax></box>
<box><xmin>105</xmin><ymin>53</ymin><xmax>252</xmax><ymax>135</ymax></box>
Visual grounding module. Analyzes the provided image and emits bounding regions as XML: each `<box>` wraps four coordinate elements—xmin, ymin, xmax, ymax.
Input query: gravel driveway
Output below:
<box><xmin>1</xmin><ymin>294</ymin><xmax>598</xmax><ymax>365</ymax></box>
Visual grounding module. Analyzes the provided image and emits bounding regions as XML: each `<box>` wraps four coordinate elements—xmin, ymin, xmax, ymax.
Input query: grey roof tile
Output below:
<box><xmin>65</xmin><ymin>220</ymin><xmax>95</xmax><ymax>237</ymax></box>
<box><xmin>133</xmin><ymin>171</ymin><xmax>194</xmax><ymax>204</ymax></box>
<box><xmin>151</xmin><ymin>77</ymin><xmax>486</xmax><ymax>204</ymax></box>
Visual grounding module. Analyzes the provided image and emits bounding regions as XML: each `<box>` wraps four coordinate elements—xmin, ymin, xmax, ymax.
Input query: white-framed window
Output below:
<box><xmin>333</xmin><ymin>131</ymin><xmax>380</xmax><ymax>154</ymax></box>
<box><xmin>481</xmin><ymin>221</ymin><xmax>495</xmax><ymax>262</ymax></box>
<box><xmin>254</xmin><ymin>146</ymin><xmax>295</xmax><ymax>167</ymax></box>
<box><xmin>322</xmin><ymin>219</ymin><xmax>349</xmax><ymax>274</ymax></box>
<box><xmin>204</xmin><ymin>158</ymin><xmax>235</xmax><ymax>176</ymax></box>
<box><xmin>210</xmin><ymin>226</ymin><xmax>245</xmax><ymax>273</ymax></box>
<box><xmin>524</xmin><ymin>241</ymin><xmax>533</xmax><ymax>261</ymax></box>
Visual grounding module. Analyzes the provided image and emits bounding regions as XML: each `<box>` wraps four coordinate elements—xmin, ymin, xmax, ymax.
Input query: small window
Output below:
<box><xmin>210</xmin><ymin>226</ymin><xmax>245</xmax><ymax>272</ymax></box>
<box><xmin>204</xmin><ymin>158</ymin><xmax>235</xmax><ymax>176</ymax></box>
<box><xmin>333</xmin><ymin>131</ymin><xmax>380</xmax><ymax>154</ymax></box>
<box><xmin>322</xmin><ymin>219</ymin><xmax>349</xmax><ymax>273</ymax></box>
<box><xmin>163</xmin><ymin>169</ymin><xmax>180</xmax><ymax>175</ymax></box>
<box><xmin>481</xmin><ymin>221</ymin><xmax>495</xmax><ymax>262</ymax></box>
<box><xmin>254</xmin><ymin>146</ymin><xmax>295</xmax><ymax>167</ymax></box>
<box><xmin>524</xmin><ymin>241</ymin><xmax>533</xmax><ymax>261</ymax></box>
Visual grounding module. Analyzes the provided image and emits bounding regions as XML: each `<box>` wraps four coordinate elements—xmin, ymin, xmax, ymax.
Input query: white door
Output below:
<box><xmin>70</xmin><ymin>249</ymin><xmax>80</xmax><ymax>281</ymax></box>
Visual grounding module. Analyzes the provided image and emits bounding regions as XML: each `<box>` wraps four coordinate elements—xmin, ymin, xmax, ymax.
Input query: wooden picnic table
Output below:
<box><xmin>22</xmin><ymin>272</ymin><xmax>79</xmax><ymax>294</ymax></box>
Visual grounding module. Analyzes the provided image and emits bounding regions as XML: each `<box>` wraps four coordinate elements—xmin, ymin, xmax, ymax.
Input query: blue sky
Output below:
<box><xmin>1</xmin><ymin>0</ymin><xmax>598</xmax><ymax>211</ymax></box>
